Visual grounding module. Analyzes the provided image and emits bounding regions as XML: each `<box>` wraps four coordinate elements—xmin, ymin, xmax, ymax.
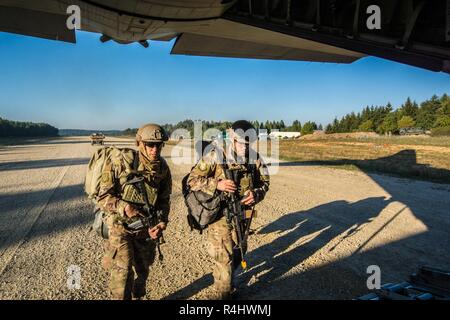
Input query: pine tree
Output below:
<box><xmin>398</xmin><ymin>116</ymin><xmax>416</xmax><ymax>129</ymax></box>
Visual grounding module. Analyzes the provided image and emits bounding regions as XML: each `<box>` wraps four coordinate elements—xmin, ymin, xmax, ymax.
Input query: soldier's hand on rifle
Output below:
<box><xmin>148</xmin><ymin>222</ymin><xmax>166</xmax><ymax>240</ymax></box>
<box><xmin>217</xmin><ymin>179</ymin><xmax>237</xmax><ymax>193</ymax></box>
<box><xmin>124</xmin><ymin>203</ymin><xmax>142</xmax><ymax>218</ymax></box>
<box><xmin>241</xmin><ymin>190</ymin><xmax>255</xmax><ymax>206</ymax></box>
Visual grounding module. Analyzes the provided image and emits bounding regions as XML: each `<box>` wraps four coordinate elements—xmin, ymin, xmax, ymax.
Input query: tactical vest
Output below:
<box><xmin>107</xmin><ymin>151</ymin><xmax>162</xmax><ymax>209</ymax></box>
<box><xmin>224</xmin><ymin>163</ymin><xmax>257</xmax><ymax>198</ymax></box>
<box><xmin>88</xmin><ymin>147</ymin><xmax>166</xmax><ymax>236</ymax></box>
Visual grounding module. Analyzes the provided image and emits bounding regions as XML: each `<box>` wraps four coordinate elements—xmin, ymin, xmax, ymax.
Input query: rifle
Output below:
<box><xmin>224</xmin><ymin>167</ymin><xmax>255</xmax><ymax>270</ymax></box>
<box><xmin>123</xmin><ymin>175</ymin><xmax>165</xmax><ymax>261</ymax></box>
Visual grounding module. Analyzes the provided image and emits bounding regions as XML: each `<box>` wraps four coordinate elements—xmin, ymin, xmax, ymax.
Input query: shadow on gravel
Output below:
<box><xmin>39</xmin><ymin>140</ymin><xmax>90</xmax><ymax>145</ymax></box>
<box><xmin>233</xmin><ymin>150</ymin><xmax>450</xmax><ymax>299</ymax></box>
<box><xmin>162</xmin><ymin>274</ymin><xmax>214</xmax><ymax>300</ymax></box>
<box><xmin>236</xmin><ymin>196</ymin><xmax>449</xmax><ymax>299</ymax></box>
<box><xmin>234</xmin><ymin>197</ymin><xmax>389</xmax><ymax>299</ymax></box>
<box><xmin>0</xmin><ymin>184</ymin><xmax>94</xmax><ymax>252</ymax></box>
<box><xmin>0</xmin><ymin>138</ymin><xmax>90</xmax><ymax>146</ymax></box>
<box><xmin>0</xmin><ymin>157</ymin><xmax>89</xmax><ymax>172</ymax></box>
<box><xmin>102</xmin><ymin>140</ymin><xmax>135</xmax><ymax>145</ymax></box>
<box><xmin>165</xmin><ymin>150</ymin><xmax>450</xmax><ymax>300</ymax></box>
<box><xmin>163</xmin><ymin>197</ymin><xmax>389</xmax><ymax>300</ymax></box>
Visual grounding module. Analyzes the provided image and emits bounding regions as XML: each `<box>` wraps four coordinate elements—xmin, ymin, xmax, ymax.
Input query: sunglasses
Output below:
<box><xmin>144</xmin><ymin>142</ymin><xmax>163</xmax><ymax>148</ymax></box>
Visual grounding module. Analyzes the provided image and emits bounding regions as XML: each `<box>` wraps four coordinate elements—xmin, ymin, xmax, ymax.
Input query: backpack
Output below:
<box><xmin>181</xmin><ymin>140</ymin><xmax>225</xmax><ymax>233</ymax></box>
<box><xmin>181</xmin><ymin>174</ymin><xmax>223</xmax><ymax>233</ymax></box>
<box><xmin>181</xmin><ymin>172</ymin><xmax>224</xmax><ymax>233</ymax></box>
<box><xmin>85</xmin><ymin>146</ymin><xmax>136</xmax><ymax>199</ymax></box>
<box><xmin>85</xmin><ymin>146</ymin><xmax>137</xmax><ymax>238</ymax></box>
<box><xmin>182</xmin><ymin>152</ymin><xmax>260</xmax><ymax>234</ymax></box>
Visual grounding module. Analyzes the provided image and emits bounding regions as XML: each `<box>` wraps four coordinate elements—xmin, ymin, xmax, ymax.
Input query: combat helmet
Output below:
<box><xmin>230</xmin><ymin>120</ymin><xmax>257</xmax><ymax>144</ymax></box>
<box><xmin>136</xmin><ymin>123</ymin><xmax>168</xmax><ymax>145</ymax></box>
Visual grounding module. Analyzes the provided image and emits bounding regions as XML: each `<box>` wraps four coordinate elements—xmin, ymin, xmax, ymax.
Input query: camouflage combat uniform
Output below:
<box><xmin>97</xmin><ymin>151</ymin><xmax>171</xmax><ymax>300</ymax></box>
<box><xmin>187</xmin><ymin>146</ymin><xmax>270</xmax><ymax>299</ymax></box>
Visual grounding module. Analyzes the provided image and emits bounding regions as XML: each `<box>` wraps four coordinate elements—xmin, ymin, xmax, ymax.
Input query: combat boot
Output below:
<box><xmin>132</xmin><ymin>281</ymin><xmax>146</xmax><ymax>300</ymax></box>
<box><xmin>208</xmin><ymin>289</ymin><xmax>232</xmax><ymax>300</ymax></box>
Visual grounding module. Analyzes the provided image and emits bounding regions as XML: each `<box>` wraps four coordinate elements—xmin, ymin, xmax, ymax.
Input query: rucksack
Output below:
<box><xmin>181</xmin><ymin>150</ymin><xmax>259</xmax><ymax>233</ymax></box>
<box><xmin>181</xmin><ymin>172</ymin><xmax>224</xmax><ymax>233</ymax></box>
<box><xmin>181</xmin><ymin>141</ymin><xmax>226</xmax><ymax>233</ymax></box>
<box><xmin>85</xmin><ymin>146</ymin><xmax>137</xmax><ymax>238</ymax></box>
<box><xmin>85</xmin><ymin>146</ymin><xmax>136</xmax><ymax>199</ymax></box>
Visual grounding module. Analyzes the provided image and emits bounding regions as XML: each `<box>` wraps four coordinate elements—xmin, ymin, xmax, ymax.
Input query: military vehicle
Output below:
<box><xmin>90</xmin><ymin>133</ymin><xmax>105</xmax><ymax>145</ymax></box>
<box><xmin>399</xmin><ymin>128</ymin><xmax>426</xmax><ymax>136</ymax></box>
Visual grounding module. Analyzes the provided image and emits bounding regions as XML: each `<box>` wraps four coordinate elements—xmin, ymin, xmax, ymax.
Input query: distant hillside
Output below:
<box><xmin>59</xmin><ymin>129</ymin><xmax>122</xmax><ymax>136</ymax></box>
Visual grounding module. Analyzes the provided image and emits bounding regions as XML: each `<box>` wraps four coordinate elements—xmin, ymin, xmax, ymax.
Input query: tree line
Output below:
<box><xmin>325</xmin><ymin>94</ymin><xmax>450</xmax><ymax>135</ymax></box>
<box><xmin>0</xmin><ymin>117</ymin><xmax>59</xmax><ymax>137</ymax></box>
<box><xmin>249</xmin><ymin>120</ymin><xmax>323</xmax><ymax>135</ymax></box>
<box><xmin>123</xmin><ymin>119</ymin><xmax>323</xmax><ymax>137</ymax></box>
<box><xmin>123</xmin><ymin>93</ymin><xmax>449</xmax><ymax>138</ymax></box>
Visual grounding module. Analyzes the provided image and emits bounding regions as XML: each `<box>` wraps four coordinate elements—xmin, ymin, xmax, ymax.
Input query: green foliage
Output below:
<box><xmin>398</xmin><ymin>116</ymin><xmax>416</xmax><ymax>129</ymax></box>
<box><xmin>358</xmin><ymin>119</ymin><xmax>374</xmax><ymax>132</ymax></box>
<box><xmin>431</xmin><ymin>126</ymin><xmax>450</xmax><ymax>136</ymax></box>
<box><xmin>119</xmin><ymin>94</ymin><xmax>449</xmax><ymax>138</ymax></box>
<box><xmin>301</xmin><ymin>121</ymin><xmax>318</xmax><ymax>135</ymax></box>
<box><xmin>291</xmin><ymin>120</ymin><xmax>302</xmax><ymax>132</ymax></box>
<box><xmin>0</xmin><ymin>117</ymin><xmax>58</xmax><ymax>137</ymax></box>
<box><xmin>122</xmin><ymin>128</ymin><xmax>138</xmax><ymax>136</ymax></box>
<box><xmin>415</xmin><ymin>95</ymin><xmax>440</xmax><ymax>129</ymax></box>
<box><xmin>378</xmin><ymin>112</ymin><xmax>398</xmax><ymax>134</ymax></box>
<box><xmin>434</xmin><ymin>116</ymin><xmax>450</xmax><ymax>128</ymax></box>
<box><xmin>123</xmin><ymin>119</ymin><xmax>306</xmax><ymax>137</ymax></box>
<box><xmin>325</xmin><ymin>94</ymin><xmax>448</xmax><ymax>135</ymax></box>
<box><xmin>398</xmin><ymin>97</ymin><xmax>419</xmax><ymax>119</ymax></box>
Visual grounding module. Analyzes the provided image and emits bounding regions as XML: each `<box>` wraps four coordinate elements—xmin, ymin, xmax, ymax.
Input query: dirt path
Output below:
<box><xmin>0</xmin><ymin>137</ymin><xmax>449</xmax><ymax>300</ymax></box>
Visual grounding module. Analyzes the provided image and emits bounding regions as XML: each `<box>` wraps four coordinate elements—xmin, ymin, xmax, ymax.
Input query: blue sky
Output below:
<box><xmin>0</xmin><ymin>31</ymin><xmax>448</xmax><ymax>130</ymax></box>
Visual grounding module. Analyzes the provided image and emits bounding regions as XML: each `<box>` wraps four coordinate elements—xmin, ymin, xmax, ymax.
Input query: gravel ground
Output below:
<box><xmin>0</xmin><ymin>136</ymin><xmax>449</xmax><ymax>300</ymax></box>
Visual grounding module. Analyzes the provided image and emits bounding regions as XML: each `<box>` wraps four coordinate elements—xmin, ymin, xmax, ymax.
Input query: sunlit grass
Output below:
<box><xmin>270</xmin><ymin>136</ymin><xmax>450</xmax><ymax>183</ymax></box>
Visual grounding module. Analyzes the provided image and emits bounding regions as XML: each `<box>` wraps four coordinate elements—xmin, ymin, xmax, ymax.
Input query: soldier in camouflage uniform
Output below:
<box><xmin>97</xmin><ymin>124</ymin><xmax>172</xmax><ymax>300</ymax></box>
<box><xmin>187</xmin><ymin>120</ymin><xmax>270</xmax><ymax>299</ymax></box>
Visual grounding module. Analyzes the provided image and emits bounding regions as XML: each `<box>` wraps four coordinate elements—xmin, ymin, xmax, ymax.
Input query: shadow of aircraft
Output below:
<box><xmin>0</xmin><ymin>158</ymin><xmax>89</xmax><ymax>172</ymax></box>
<box><xmin>165</xmin><ymin>149</ymin><xmax>450</xmax><ymax>300</ymax></box>
<box><xmin>236</xmin><ymin>197</ymin><xmax>389</xmax><ymax>299</ymax></box>
<box><xmin>103</xmin><ymin>140</ymin><xmax>135</xmax><ymax>145</ymax></box>
<box><xmin>38</xmin><ymin>139</ymin><xmax>90</xmax><ymax>145</ymax></box>
<box><xmin>0</xmin><ymin>184</ymin><xmax>93</xmax><ymax>253</ymax></box>
<box><xmin>236</xmin><ymin>149</ymin><xmax>450</xmax><ymax>299</ymax></box>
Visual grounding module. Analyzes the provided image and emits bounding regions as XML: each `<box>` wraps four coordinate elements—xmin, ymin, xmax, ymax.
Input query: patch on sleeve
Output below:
<box><xmin>101</xmin><ymin>172</ymin><xmax>114</xmax><ymax>185</ymax></box>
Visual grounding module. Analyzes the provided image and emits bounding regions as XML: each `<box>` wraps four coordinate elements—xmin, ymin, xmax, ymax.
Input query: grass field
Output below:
<box><xmin>275</xmin><ymin>134</ymin><xmax>450</xmax><ymax>183</ymax></box>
